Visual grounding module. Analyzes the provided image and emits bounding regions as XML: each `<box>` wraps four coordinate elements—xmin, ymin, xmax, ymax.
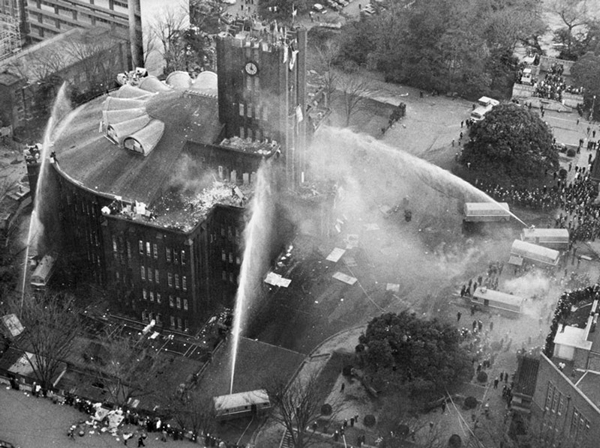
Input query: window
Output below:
<box><xmin>166</xmin><ymin>247</ymin><xmax>171</xmax><ymax>263</ymax></box>
<box><xmin>127</xmin><ymin>241</ymin><xmax>132</xmax><ymax>259</ymax></box>
<box><xmin>229</xmin><ymin>272</ymin><xmax>234</xmax><ymax>283</ymax></box>
<box><xmin>239</xmin><ymin>103</ymin><xmax>245</xmax><ymax>116</ymax></box>
<box><xmin>545</xmin><ymin>383</ymin><xmax>553</xmax><ymax>410</ymax></box>
<box><xmin>558</xmin><ymin>395</ymin><xmax>564</xmax><ymax>416</ymax></box>
<box><xmin>155</xmin><ymin>269</ymin><xmax>159</xmax><ymax>284</ymax></box>
<box><xmin>176</xmin><ymin>297</ymin><xmax>181</xmax><ymax>309</ymax></box>
<box><xmin>184</xmin><ymin>320</ymin><xmax>189</xmax><ymax>332</ymax></box>
<box><xmin>115</xmin><ymin>271</ymin><xmax>120</xmax><ymax>282</ymax></box>
<box><xmin>236</xmin><ymin>256</ymin><xmax>241</xmax><ymax>265</ymax></box>
<box><xmin>147</xmin><ymin>268</ymin><xmax>153</xmax><ymax>282</ymax></box>
<box><xmin>153</xmin><ymin>243</ymin><xmax>158</xmax><ymax>259</ymax></box>
<box><xmin>229</xmin><ymin>252</ymin><xmax>233</xmax><ymax>263</ymax></box>
<box><xmin>174</xmin><ymin>252</ymin><xmax>179</xmax><ymax>265</ymax></box>
<box><xmin>222</xmin><ymin>249</ymin><xmax>226</xmax><ymax>261</ymax></box>
<box><xmin>183</xmin><ymin>299</ymin><xmax>188</xmax><ymax>310</ymax></box>
<box><xmin>168</xmin><ymin>273</ymin><xmax>173</xmax><ymax>287</ymax></box>
<box><xmin>177</xmin><ymin>317</ymin><xmax>182</xmax><ymax>330</ymax></box>
<box><xmin>552</xmin><ymin>390</ymin><xmax>559</xmax><ymax>413</ymax></box>
<box><xmin>139</xmin><ymin>240</ymin><xmax>144</xmax><ymax>254</ymax></box>
<box><xmin>175</xmin><ymin>274</ymin><xmax>180</xmax><ymax>289</ymax></box>
<box><xmin>182</xmin><ymin>276</ymin><xmax>187</xmax><ymax>291</ymax></box>
<box><xmin>141</xmin><ymin>266</ymin><xmax>145</xmax><ymax>280</ymax></box>
<box><xmin>146</xmin><ymin>242</ymin><xmax>151</xmax><ymax>256</ymax></box>
<box><xmin>170</xmin><ymin>316</ymin><xmax>175</xmax><ymax>328</ymax></box>
<box><xmin>169</xmin><ymin>295</ymin><xmax>174</xmax><ymax>308</ymax></box>
<box><xmin>149</xmin><ymin>292</ymin><xmax>154</xmax><ymax>302</ymax></box>
<box><xmin>222</xmin><ymin>270</ymin><xmax>227</xmax><ymax>280</ymax></box>
<box><xmin>156</xmin><ymin>313</ymin><xmax>162</xmax><ymax>325</ymax></box>
<box><xmin>112</xmin><ymin>236</ymin><xmax>117</xmax><ymax>252</ymax></box>
<box><xmin>142</xmin><ymin>289</ymin><xmax>147</xmax><ymax>300</ymax></box>
<box><xmin>181</xmin><ymin>250</ymin><xmax>186</xmax><ymax>265</ymax></box>
<box><xmin>157</xmin><ymin>293</ymin><xmax>161</xmax><ymax>304</ymax></box>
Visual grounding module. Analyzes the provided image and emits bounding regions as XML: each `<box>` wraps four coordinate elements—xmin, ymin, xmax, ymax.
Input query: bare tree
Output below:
<box><xmin>313</xmin><ymin>40</ymin><xmax>340</xmax><ymax>108</ymax></box>
<box><xmin>549</xmin><ymin>0</ymin><xmax>593</xmax><ymax>54</ymax></box>
<box><xmin>334</xmin><ymin>73</ymin><xmax>376</xmax><ymax>127</ymax></box>
<box><xmin>167</xmin><ymin>390</ymin><xmax>217</xmax><ymax>442</ymax></box>
<box><xmin>268</xmin><ymin>371</ymin><xmax>336</xmax><ymax>448</ymax></box>
<box><xmin>147</xmin><ymin>5</ymin><xmax>189</xmax><ymax>75</ymax></box>
<box><xmin>84</xmin><ymin>329</ymin><xmax>167</xmax><ymax>407</ymax></box>
<box><xmin>7</xmin><ymin>292</ymin><xmax>83</xmax><ymax>389</ymax></box>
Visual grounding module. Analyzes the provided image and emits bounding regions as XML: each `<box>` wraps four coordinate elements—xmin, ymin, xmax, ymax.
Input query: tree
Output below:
<box><xmin>167</xmin><ymin>390</ymin><xmax>216</xmax><ymax>442</ymax></box>
<box><xmin>359</xmin><ymin>312</ymin><xmax>472</xmax><ymax>393</ymax></box>
<box><xmin>571</xmin><ymin>51</ymin><xmax>600</xmax><ymax>121</ymax></box>
<box><xmin>460</xmin><ymin>104</ymin><xmax>558</xmax><ymax>183</ymax></box>
<box><xmin>83</xmin><ymin>329</ymin><xmax>168</xmax><ymax>407</ymax></box>
<box><xmin>268</xmin><ymin>372</ymin><xmax>335</xmax><ymax>448</ymax></box>
<box><xmin>7</xmin><ymin>293</ymin><xmax>83</xmax><ymax>389</ymax></box>
<box><xmin>334</xmin><ymin>73</ymin><xmax>376</xmax><ymax>127</ymax></box>
<box><xmin>147</xmin><ymin>5</ymin><xmax>189</xmax><ymax>75</ymax></box>
<box><xmin>549</xmin><ymin>0</ymin><xmax>593</xmax><ymax>58</ymax></box>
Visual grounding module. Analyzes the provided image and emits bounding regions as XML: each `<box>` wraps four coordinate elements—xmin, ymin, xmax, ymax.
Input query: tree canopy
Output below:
<box><xmin>571</xmin><ymin>52</ymin><xmax>600</xmax><ymax>120</ymax></box>
<box><xmin>337</xmin><ymin>0</ymin><xmax>545</xmax><ymax>98</ymax></box>
<box><xmin>460</xmin><ymin>103</ymin><xmax>558</xmax><ymax>182</ymax></box>
<box><xmin>359</xmin><ymin>312</ymin><xmax>472</xmax><ymax>391</ymax></box>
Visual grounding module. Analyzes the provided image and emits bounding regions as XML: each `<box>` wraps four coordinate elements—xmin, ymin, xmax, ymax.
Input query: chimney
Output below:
<box><xmin>128</xmin><ymin>0</ymin><xmax>143</xmax><ymax>69</ymax></box>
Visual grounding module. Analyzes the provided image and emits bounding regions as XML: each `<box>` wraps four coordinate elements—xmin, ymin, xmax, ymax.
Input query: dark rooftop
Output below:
<box><xmin>575</xmin><ymin>371</ymin><xmax>600</xmax><ymax>409</ymax></box>
<box><xmin>54</xmin><ymin>89</ymin><xmax>222</xmax><ymax>205</ymax></box>
<box><xmin>513</xmin><ymin>354</ymin><xmax>540</xmax><ymax>397</ymax></box>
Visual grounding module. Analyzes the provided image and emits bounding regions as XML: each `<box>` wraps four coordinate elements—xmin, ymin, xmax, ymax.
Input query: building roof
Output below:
<box><xmin>53</xmin><ymin>88</ymin><xmax>222</xmax><ymax>205</ymax></box>
<box><xmin>510</xmin><ymin>239</ymin><xmax>560</xmax><ymax>265</ymax></box>
<box><xmin>575</xmin><ymin>370</ymin><xmax>600</xmax><ymax>409</ymax></box>
<box><xmin>513</xmin><ymin>355</ymin><xmax>540</xmax><ymax>397</ymax></box>
<box><xmin>554</xmin><ymin>324</ymin><xmax>593</xmax><ymax>350</ymax></box>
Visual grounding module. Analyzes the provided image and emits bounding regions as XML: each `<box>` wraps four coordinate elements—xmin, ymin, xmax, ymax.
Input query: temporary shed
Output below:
<box><xmin>123</xmin><ymin>120</ymin><xmax>165</xmax><ymax>156</ymax></box>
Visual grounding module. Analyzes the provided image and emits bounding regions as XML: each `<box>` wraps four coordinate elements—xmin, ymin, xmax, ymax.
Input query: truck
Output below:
<box><xmin>470</xmin><ymin>96</ymin><xmax>499</xmax><ymax>122</ymax></box>
<box><xmin>463</xmin><ymin>202</ymin><xmax>510</xmax><ymax>222</ymax></box>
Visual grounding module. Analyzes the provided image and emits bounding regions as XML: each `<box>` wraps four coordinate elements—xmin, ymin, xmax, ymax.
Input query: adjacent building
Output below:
<box><xmin>528</xmin><ymin>295</ymin><xmax>600</xmax><ymax>448</ymax></box>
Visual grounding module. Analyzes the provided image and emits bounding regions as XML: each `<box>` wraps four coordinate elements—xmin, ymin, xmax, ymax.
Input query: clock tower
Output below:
<box><xmin>216</xmin><ymin>26</ymin><xmax>308</xmax><ymax>188</ymax></box>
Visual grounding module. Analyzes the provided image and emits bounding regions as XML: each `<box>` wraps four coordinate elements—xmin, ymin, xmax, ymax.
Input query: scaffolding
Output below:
<box><xmin>0</xmin><ymin>13</ymin><xmax>21</xmax><ymax>62</ymax></box>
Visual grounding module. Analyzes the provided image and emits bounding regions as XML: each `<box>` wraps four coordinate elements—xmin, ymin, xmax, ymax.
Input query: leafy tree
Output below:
<box><xmin>8</xmin><ymin>293</ymin><xmax>83</xmax><ymax>389</ymax></box>
<box><xmin>571</xmin><ymin>51</ymin><xmax>600</xmax><ymax>121</ymax></box>
<box><xmin>268</xmin><ymin>371</ymin><xmax>335</xmax><ymax>448</ymax></box>
<box><xmin>359</xmin><ymin>312</ymin><xmax>472</xmax><ymax>392</ymax></box>
<box><xmin>460</xmin><ymin>103</ymin><xmax>558</xmax><ymax>183</ymax></box>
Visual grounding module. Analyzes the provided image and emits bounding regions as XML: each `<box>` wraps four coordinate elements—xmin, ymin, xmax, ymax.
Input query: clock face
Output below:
<box><xmin>245</xmin><ymin>61</ymin><xmax>258</xmax><ymax>76</ymax></box>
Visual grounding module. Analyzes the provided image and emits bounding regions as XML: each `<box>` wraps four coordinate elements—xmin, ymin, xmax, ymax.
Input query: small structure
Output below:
<box><xmin>463</xmin><ymin>202</ymin><xmax>510</xmax><ymax>222</ymax></box>
<box><xmin>30</xmin><ymin>254</ymin><xmax>56</xmax><ymax>290</ymax></box>
<box><xmin>213</xmin><ymin>389</ymin><xmax>271</xmax><ymax>420</ymax></box>
<box><xmin>471</xmin><ymin>287</ymin><xmax>524</xmax><ymax>314</ymax></box>
<box><xmin>510</xmin><ymin>239</ymin><xmax>560</xmax><ymax>266</ymax></box>
<box><xmin>520</xmin><ymin>227</ymin><xmax>569</xmax><ymax>250</ymax></box>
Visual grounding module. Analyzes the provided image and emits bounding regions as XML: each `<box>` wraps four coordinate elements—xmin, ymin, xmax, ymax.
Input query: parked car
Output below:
<box><xmin>312</xmin><ymin>3</ymin><xmax>328</xmax><ymax>13</ymax></box>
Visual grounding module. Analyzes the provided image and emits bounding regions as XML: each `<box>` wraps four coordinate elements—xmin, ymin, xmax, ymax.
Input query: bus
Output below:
<box><xmin>463</xmin><ymin>202</ymin><xmax>510</xmax><ymax>222</ymax></box>
<box><xmin>471</xmin><ymin>287</ymin><xmax>523</xmax><ymax>314</ymax></box>
<box><xmin>470</xmin><ymin>96</ymin><xmax>499</xmax><ymax>122</ymax></box>
<box><xmin>213</xmin><ymin>389</ymin><xmax>271</xmax><ymax>421</ymax></box>
<box><xmin>510</xmin><ymin>239</ymin><xmax>560</xmax><ymax>266</ymax></box>
<box><xmin>30</xmin><ymin>254</ymin><xmax>56</xmax><ymax>290</ymax></box>
<box><xmin>520</xmin><ymin>228</ymin><xmax>569</xmax><ymax>250</ymax></box>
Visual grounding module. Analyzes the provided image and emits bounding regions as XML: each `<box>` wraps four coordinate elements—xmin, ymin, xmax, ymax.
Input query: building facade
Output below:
<box><xmin>35</xmin><ymin>25</ymin><xmax>326</xmax><ymax>334</ymax></box>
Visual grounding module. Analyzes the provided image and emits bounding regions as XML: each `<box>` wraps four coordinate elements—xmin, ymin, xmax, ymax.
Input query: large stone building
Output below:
<box><xmin>38</xmin><ymin>26</ymin><xmax>330</xmax><ymax>334</ymax></box>
<box><xmin>527</xmin><ymin>292</ymin><xmax>600</xmax><ymax>448</ymax></box>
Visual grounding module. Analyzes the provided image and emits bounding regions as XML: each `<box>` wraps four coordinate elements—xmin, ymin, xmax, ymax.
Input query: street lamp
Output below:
<box><xmin>592</xmin><ymin>95</ymin><xmax>597</xmax><ymax>123</ymax></box>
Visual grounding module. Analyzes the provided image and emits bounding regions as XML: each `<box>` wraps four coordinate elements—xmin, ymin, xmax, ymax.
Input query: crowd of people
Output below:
<box><xmin>531</xmin><ymin>63</ymin><xmax>584</xmax><ymax>101</ymax></box>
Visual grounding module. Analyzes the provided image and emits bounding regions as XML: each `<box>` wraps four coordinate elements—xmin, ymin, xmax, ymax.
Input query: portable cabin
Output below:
<box><xmin>471</xmin><ymin>287</ymin><xmax>524</xmax><ymax>314</ymax></box>
<box><xmin>510</xmin><ymin>239</ymin><xmax>560</xmax><ymax>266</ymax></box>
<box><xmin>520</xmin><ymin>228</ymin><xmax>569</xmax><ymax>250</ymax></box>
<box><xmin>30</xmin><ymin>254</ymin><xmax>56</xmax><ymax>290</ymax></box>
<box><xmin>213</xmin><ymin>389</ymin><xmax>271</xmax><ymax>421</ymax></box>
<box><xmin>463</xmin><ymin>202</ymin><xmax>510</xmax><ymax>222</ymax></box>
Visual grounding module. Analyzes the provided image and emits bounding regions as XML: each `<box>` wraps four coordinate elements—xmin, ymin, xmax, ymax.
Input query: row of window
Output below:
<box><xmin>141</xmin><ymin>290</ymin><xmax>188</xmax><ymax>310</ymax></box>
<box><xmin>222</xmin><ymin>270</ymin><xmax>238</xmax><ymax>284</ymax></box>
<box><xmin>222</xmin><ymin>250</ymin><xmax>241</xmax><ymax>265</ymax></box>
<box><xmin>137</xmin><ymin>240</ymin><xmax>187</xmax><ymax>265</ymax></box>
<box><xmin>544</xmin><ymin>381</ymin><xmax>590</xmax><ymax>442</ymax></box>
<box><xmin>140</xmin><ymin>267</ymin><xmax>187</xmax><ymax>290</ymax></box>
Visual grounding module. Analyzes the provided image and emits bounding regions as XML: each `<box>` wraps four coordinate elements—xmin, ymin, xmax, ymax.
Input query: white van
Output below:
<box><xmin>470</xmin><ymin>96</ymin><xmax>499</xmax><ymax>122</ymax></box>
<box><xmin>521</xmin><ymin>68</ymin><xmax>533</xmax><ymax>85</ymax></box>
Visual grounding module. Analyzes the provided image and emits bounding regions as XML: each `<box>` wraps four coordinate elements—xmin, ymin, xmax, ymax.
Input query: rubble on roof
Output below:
<box><xmin>219</xmin><ymin>136</ymin><xmax>279</xmax><ymax>155</ymax></box>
